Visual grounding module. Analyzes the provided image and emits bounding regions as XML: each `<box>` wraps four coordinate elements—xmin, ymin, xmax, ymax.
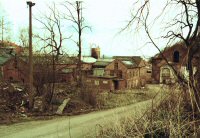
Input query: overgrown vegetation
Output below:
<box><xmin>97</xmin><ymin>85</ymin><xmax>200</xmax><ymax>137</ymax></box>
<box><xmin>96</xmin><ymin>90</ymin><xmax>155</xmax><ymax>109</ymax></box>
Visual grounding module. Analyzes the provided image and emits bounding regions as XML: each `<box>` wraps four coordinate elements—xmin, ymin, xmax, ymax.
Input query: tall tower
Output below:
<box><xmin>91</xmin><ymin>47</ymin><xmax>100</xmax><ymax>59</ymax></box>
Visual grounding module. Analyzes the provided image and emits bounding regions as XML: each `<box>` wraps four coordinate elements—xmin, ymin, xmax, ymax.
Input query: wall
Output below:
<box><xmin>152</xmin><ymin>44</ymin><xmax>188</xmax><ymax>83</ymax></box>
<box><xmin>2</xmin><ymin>58</ymin><xmax>28</xmax><ymax>83</ymax></box>
<box><xmin>105</xmin><ymin>59</ymin><xmax>128</xmax><ymax>78</ymax></box>
<box><xmin>84</xmin><ymin>77</ymin><xmax>115</xmax><ymax>92</ymax></box>
<box><xmin>93</xmin><ymin>68</ymin><xmax>105</xmax><ymax>76</ymax></box>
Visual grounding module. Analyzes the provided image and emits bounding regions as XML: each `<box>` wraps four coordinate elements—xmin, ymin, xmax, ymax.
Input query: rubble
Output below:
<box><xmin>0</xmin><ymin>82</ymin><xmax>27</xmax><ymax>113</ymax></box>
<box><xmin>56</xmin><ymin>98</ymin><xmax>70</xmax><ymax>115</ymax></box>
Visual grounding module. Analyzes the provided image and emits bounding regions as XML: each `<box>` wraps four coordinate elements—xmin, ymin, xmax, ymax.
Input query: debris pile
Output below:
<box><xmin>0</xmin><ymin>82</ymin><xmax>27</xmax><ymax>113</ymax></box>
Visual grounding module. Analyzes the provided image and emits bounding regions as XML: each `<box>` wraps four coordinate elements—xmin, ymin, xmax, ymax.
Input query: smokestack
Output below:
<box><xmin>91</xmin><ymin>47</ymin><xmax>100</xmax><ymax>59</ymax></box>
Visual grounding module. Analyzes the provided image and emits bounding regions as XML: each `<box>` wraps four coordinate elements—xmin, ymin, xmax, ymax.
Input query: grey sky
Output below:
<box><xmin>0</xmin><ymin>0</ymin><xmax>168</xmax><ymax>58</ymax></box>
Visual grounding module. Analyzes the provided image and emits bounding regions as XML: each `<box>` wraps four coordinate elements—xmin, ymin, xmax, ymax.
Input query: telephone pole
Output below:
<box><xmin>1</xmin><ymin>17</ymin><xmax>3</xmax><ymax>44</ymax></box>
<box><xmin>27</xmin><ymin>1</ymin><xmax>35</xmax><ymax>109</ymax></box>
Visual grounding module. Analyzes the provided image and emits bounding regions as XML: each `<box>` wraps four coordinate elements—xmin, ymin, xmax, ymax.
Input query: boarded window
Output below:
<box><xmin>95</xmin><ymin>80</ymin><xmax>99</xmax><ymax>85</ymax></box>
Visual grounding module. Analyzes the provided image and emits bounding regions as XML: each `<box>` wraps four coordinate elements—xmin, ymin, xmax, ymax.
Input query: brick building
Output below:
<box><xmin>84</xmin><ymin>56</ymin><xmax>150</xmax><ymax>92</ymax></box>
<box><xmin>151</xmin><ymin>41</ymin><xmax>199</xmax><ymax>83</ymax></box>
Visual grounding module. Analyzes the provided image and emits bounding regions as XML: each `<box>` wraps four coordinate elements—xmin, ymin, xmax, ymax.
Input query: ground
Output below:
<box><xmin>0</xmin><ymin>84</ymin><xmax>158</xmax><ymax>125</ymax></box>
<box><xmin>0</xmin><ymin>98</ymin><xmax>161</xmax><ymax>138</ymax></box>
<box><xmin>0</xmin><ymin>84</ymin><xmax>162</xmax><ymax>138</ymax></box>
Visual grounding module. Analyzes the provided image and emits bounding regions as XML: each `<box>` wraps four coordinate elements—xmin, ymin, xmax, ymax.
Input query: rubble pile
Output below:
<box><xmin>0</xmin><ymin>82</ymin><xmax>27</xmax><ymax>113</ymax></box>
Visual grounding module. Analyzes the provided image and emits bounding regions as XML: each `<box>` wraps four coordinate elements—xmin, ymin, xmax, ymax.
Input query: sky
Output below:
<box><xmin>0</xmin><ymin>0</ymin><xmax>170</xmax><ymax>59</ymax></box>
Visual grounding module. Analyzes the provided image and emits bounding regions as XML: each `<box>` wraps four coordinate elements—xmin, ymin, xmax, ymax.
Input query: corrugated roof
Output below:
<box><xmin>121</xmin><ymin>60</ymin><xmax>137</xmax><ymax>68</ymax></box>
<box><xmin>122</xmin><ymin>61</ymin><xmax>134</xmax><ymax>65</ymax></box>
<box><xmin>97</xmin><ymin>58</ymin><xmax>114</xmax><ymax>62</ymax></box>
<box><xmin>114</xmin><ymin>56</ymin><xmax>142</xmax><ymax>67</ymax></box>
<box><xmin>92</xmin><ymin>58</ymin><xmax>114</xmax><ymax>68</ymax></box>
<box><xmin>93</xmin><ymin>61</ymin><xmax>110</xmax><ymax>67</ymax></box>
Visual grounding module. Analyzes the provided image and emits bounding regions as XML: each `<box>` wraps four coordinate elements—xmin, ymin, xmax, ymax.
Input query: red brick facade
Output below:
<box><xmin>151</xmin><ymin>43</ymin><xmax>193</xmax><ymax>83</ymax></box>
<box><xmin>2</xmin><ymin>58</ymin><xmax>28</xmax><ymax>83</ymax></box>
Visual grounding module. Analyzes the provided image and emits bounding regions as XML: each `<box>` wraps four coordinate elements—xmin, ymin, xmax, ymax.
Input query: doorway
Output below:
<box><xmin>113</xmin><ymin>80</ymin><xmax>119</xmax><ymax>90</ymax></box>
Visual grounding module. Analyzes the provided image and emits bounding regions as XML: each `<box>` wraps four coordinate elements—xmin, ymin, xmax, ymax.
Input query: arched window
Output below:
<box><xmin>173</xmin><ymin>51</ymin><xmax>179</xmax><ymax>62</ymax></box>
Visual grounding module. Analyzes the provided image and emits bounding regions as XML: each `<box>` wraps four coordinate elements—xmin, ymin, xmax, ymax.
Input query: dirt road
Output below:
<box><xmin>0</xmin><ymin>85</ymin><xmax>163</xmax><ymax>138</ymax></box>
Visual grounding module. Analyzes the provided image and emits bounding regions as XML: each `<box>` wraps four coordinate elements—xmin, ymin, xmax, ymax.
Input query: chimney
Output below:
<box><xmin>91</xmin><ymin>47</ymin><xmax>100</xmax><ymax>59</ymax></box>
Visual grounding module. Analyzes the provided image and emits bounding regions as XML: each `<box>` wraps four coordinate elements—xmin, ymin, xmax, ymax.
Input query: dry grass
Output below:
<box><xmin>95</xmin><ymin>85</ymin><xmax>158</xmax><ymax>109</ymax></box>
<box><xmin>96</xmin><ymin>91</ymin><xmax>153</xmax><ymax>109</ymax></box>
<box><xmin>96</xmin><ymin>84</ymin><xmax>199</xmax><ymax>138</ymax></box>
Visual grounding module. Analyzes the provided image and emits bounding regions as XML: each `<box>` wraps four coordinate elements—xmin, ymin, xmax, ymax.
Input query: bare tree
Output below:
<box><xmin>62</xmin><ymin>1</ymin><xmax>90</xmax><ymax>95</ymax></box>
<box><xmin>0</xmin><ymin>16</ymin><xmax>11</xmax><ymax>45</ymax></box>
<box><xmin>35</xmin><ymin>2</ymin><xmax>70</xmax><ymax>61</ymax></box>
<box><xmin>19</xmin><ymin>27</ymin><xmax>29</xmax><ymax>48</ymax></box>
<box><xmin>33</xmin><ymin>55</ymin><xmax>55</xmax><ymax>108</ymax></box>
<box><xmin>33</xmin><ymin>3</ymin><xmax>68</xmax><ymax>110</ymax></box>
<box><xmin>123</xmin><ymin>0</ymin><xmax>200</xmax><ymax>111</ymax></box>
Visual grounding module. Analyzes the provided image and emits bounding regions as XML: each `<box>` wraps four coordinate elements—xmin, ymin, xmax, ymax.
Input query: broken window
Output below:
<box><xmin>173</xmin><ymin>51</ymin><xmax>179</xmax><ymax>63</ymax></box>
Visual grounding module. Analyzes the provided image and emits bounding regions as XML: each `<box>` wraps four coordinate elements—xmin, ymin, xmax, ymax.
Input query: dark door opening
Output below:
<box><xmin>114</xmin><ymin>80</ymin><xmax>119</xmax><ymax>90</ymax></box>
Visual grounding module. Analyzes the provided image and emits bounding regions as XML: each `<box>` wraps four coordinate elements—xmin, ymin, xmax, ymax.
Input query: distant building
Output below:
<box><xmin>92</xmin><ymin>58</ymin><xmax>114</xmax><ymax>76</ymax></box>
<box><xmin>85</xmin><ymin>55</ymin><xmax>151</xmax><ymax>92</ymax></box>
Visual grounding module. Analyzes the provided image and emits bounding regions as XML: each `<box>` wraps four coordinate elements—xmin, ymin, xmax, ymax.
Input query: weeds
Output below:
<box><xmin>97</xmin><ymin>84</ymin><xmax>200</xmax><ymax>137</ymax></box>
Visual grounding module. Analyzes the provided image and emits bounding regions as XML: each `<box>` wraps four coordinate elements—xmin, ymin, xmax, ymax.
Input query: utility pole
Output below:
<box><xmin>27</xmin><ymin>1</ymin><xmax>35</xmax><ymax>109</ymax></box>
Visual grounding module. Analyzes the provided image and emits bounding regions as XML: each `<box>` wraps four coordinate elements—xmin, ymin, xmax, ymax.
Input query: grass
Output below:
<box><xmin>96</xmin><ymin>85</ymin><xmax>158</xmax><ymax>109</ymax></box>
<box><xmin>96</xmin><ymin>84</ymin><xmax>200</xmax><ymax>138</ymax></box>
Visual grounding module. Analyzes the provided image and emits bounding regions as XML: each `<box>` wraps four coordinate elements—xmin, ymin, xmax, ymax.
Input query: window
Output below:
<box><xmin>173</xmin><ymin>51</ymin><xmax>179</xmax><ymax>63</ymax></box>
<box><xmin>103</xmin><ymin>81</ymin><xmax>108</xmax><ymax>84</ymax></box>
<box><xmin>110</xmin><ymin>70</ymin><xmax>114</xmax><ymax>76</ymax></box>
<box><xmin>117</xmin><ymin>70</ymin><xmax>122</xmax><ymax>78</ymax></box>
<box><xmin>86</xmin><ymin>79</ymin><xmax>91</xmax><ymax>82</ymax></box>
<box><xmin>114</xmin><ymin>62</ymin><xmax>118</xmax><ymax>70</ymax></box>
<box><xmin>135</xmin><ymin>70</ymin><xmax>138</xmax><ymax>76</ymax></box>
<box><xmin>147</xmin><ymin>70</ymin><xmax>152</xmax><ymax>73</ymax></box>
<box><xmin>162</xmin><ymin>68</ymin><xmax>170</xmax><ymax>77</ymax></box>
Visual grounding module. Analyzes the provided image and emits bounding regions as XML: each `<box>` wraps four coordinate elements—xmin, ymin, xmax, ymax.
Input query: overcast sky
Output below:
<box><xmin>0</xmin><ymin>0</ymin><xmax>169</xmax><ymax>58</ymax></box>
